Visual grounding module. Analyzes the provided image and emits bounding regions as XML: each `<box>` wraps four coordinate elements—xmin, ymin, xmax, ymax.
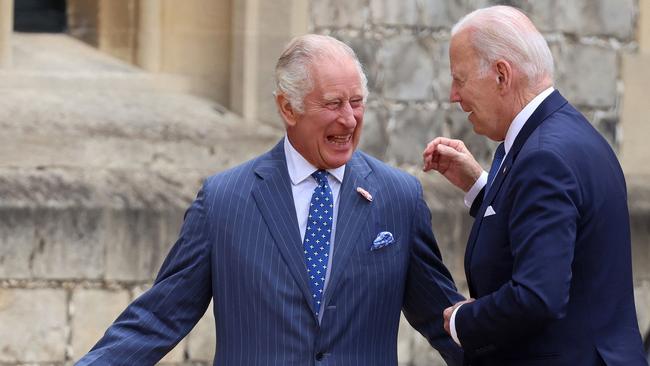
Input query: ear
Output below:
<box><xmin>494</xmin><ymin>59</ymin><xmax>512</xmax><ymax>93</ymax></box>
<box><xmin>276</xmin><ymin>93</ymin><xmax>299</xmax><ymax>127</ymax></box>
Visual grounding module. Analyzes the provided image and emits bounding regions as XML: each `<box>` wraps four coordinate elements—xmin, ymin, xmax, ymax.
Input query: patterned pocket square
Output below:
<box><xmin>371</xmin><ymin>231</ymin><xmax>394</xmax><ymax>251</ymax></box>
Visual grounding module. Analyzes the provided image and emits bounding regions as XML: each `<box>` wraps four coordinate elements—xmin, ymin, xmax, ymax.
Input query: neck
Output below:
<box><xmin>514</xmin><ymin>89</ymin><xmax>536</xmax><ymax>111</ymax></box>
<box><xmin>510</xmin><ymin>79</ymin><xmax>552</xmax><ymax>119</ymax></box>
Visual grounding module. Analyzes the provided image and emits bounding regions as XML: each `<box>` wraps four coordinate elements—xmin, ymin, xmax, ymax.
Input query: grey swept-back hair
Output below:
<box><xmin>274</xmin><ymin>34</ymin><xmax>368</xmax><ymax>114</ymax></box>
<box><xmin>451</xmin><ymin>5</ymin><xmax>554</xmax><ymax>88</ymax></box>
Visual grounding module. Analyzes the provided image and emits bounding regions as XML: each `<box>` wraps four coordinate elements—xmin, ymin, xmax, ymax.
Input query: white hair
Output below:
<box><xmin>274</xmin><ymin>34</ymin><xmax>368</xmax><ymax>114</ymax></box>
<box><xmin>451</xmin><ymin>5</ymin><xmax>554</xmax><ymax>88</ymax></box>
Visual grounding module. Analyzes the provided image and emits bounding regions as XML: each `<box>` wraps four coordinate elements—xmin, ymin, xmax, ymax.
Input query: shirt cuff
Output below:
<box><xmin>464</xmin><ymin>171</ymin><xmax>488</xmax><ymax>208</ymax></box>
<box><xmin>450</xmin><ymin>303</ymin><xmax>464</xmax><ymax>346</ymax></box>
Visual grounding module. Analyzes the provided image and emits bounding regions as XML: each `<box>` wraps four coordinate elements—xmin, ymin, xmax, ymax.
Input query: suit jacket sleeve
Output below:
<box><xmin>456</xmin><ymin>149</ymin><xmax>580</xmax><ymax>354</ymax></box>
<box><xmin>402</xmin><ymin>179</ymin><xmax>465</xmax><ymax>366</ymax></box>
<box><xmin>76</xmin><ymin>183</ymin><xmax>214</xmax><ymax>365</ymax></box>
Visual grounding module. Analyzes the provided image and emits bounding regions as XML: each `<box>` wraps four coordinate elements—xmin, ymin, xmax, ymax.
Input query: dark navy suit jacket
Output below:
<box><xmin>456</xmin><ymin>91</ymin><xmax>647</xmax><ymax>365</ymax></box>
<box><xmin>76</xmin><ymin>140</ymin><xmax>464</xmax><ymax>365</ymax></box>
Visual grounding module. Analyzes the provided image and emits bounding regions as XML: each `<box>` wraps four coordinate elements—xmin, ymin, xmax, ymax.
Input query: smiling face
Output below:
<box><xmin>449</xmin><ymin>30</ymin><xmax>509</xmax><ymax>141</ymax></box>
<box><xmin>281</xmin><ymin>56</ymin><xmax>365</xmax><ymax>169</ymax></box>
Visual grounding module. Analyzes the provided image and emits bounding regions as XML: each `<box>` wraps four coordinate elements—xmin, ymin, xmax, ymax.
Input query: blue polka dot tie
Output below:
<box><xmin>303</xmin><ymin>170</ymin><xmax>333</xmax><ymax>315</ymax></box>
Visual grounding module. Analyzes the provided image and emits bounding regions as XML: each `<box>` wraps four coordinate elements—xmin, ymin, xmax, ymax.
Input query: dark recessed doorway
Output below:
<box><xmin>14</xmin><ymin>0</ymin><xmax>67</xmax><ymax>33</ymax></box>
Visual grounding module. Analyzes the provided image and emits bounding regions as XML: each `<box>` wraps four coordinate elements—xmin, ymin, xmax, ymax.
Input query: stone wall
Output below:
<box><xmin>0</xmin><ymin>34</ymin><xmax>281</xmax><ymax>365</ymax></box>
<box><xmin>310</xmin><ymin>0</ymin><xmax>648</xmax><ymax>365</ymax></box>
<box><xmin>310</xmin><ymin>0</ymin><xmax>636</xmax><ymax>166</ymax></box>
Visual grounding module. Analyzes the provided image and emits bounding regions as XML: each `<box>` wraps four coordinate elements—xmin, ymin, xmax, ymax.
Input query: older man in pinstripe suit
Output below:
<box><xmin>76</xmin><ymin>34</ymin><xmax>464</xmax><ymax>366</ymax></box>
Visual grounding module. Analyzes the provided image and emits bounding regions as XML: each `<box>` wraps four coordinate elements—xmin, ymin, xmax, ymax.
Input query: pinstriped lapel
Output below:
<box><xmin>251</xmin><ymin>141</ymin><xmax>317</xmax><ymax>317</ymax></box>
<box><xmin>464</xmin><ymin>90</ymin><xmax>569</xmax><ymax>294</ymax></box>
<box><xmin>322</xmin><ymin>152</ymin><xmax>374</xmax><ymax>309</ymax></box>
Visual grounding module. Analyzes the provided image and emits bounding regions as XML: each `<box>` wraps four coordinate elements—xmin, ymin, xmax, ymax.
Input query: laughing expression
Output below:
<box><xmin>285</xmin><ymin>57</ymin><xmax>365</xmax><ymax>169</ymax></box>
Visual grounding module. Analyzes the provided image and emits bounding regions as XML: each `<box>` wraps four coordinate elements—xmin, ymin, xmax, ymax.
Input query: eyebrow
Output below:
<box><xmin>324</xmin><ymin>90</ymin><xmax>364</xmax><ymax>98</ymax></box>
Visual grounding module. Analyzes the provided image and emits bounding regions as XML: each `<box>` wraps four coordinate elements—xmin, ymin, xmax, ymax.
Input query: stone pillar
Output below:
<box><xmin>157</xmin><ymin>0</ymin><xmax>232</xmax><ymax>105</ymax></box>
<box><xmin>135</xmin><ymin>0</ymin><xmax>162</xmax><ymax>72</ymax></box>
<box><xmin>67</xmin><ymin>0</ymin><xmax>100</xmax><ymax>47</ymax></box>
<box><xmin>0</xmin><ymin>0</ymin><xmax>13</xmax><ymax>68</ymax></box>
<box><xmin>620</xmin><ymin>0</ymin><xmax>650</xmax><ymax>176</ymax></box>
<box><xmin>230</xmin><ymin>0</ymin><xmax>309</xmax><ymax>126</ymax></box>
<box><xmin>640</xmin><ymin>0</ymin><xmax>650</xmax><ymax>53</ymax></box>
<box><xmin>97</xmin><ymin>0</ymin><xmax>138</xmax><ymax>63</ymax></box>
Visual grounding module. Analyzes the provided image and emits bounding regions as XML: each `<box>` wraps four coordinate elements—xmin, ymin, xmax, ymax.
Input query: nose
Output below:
<box><xmin>339</xmin><ymin>101</ymin><xmax>357</xmax><ymax>128</ymax></box>
<box><xmin>449</xmin><ymin>85</ymin><xmax>461</xmax><ymax>103</ymax></box>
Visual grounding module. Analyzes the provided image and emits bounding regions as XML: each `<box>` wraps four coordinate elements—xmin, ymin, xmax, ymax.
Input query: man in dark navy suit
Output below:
<box><xmin>424</xmin><ymin>5</ymin><xmax>647</xmax><ymax>366</ymax></box>
<box><xmin>76</xmin><ymin>34</ymin><xmax>464</xmax><ymax>365</ymax></box>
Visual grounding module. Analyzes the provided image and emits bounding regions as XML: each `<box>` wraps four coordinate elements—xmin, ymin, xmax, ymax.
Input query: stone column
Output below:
<box><xmin>230</xmin><ymin>0</ymin><xmax>308</xmax><ymax>126</ymax></box>
<box><xmin>155</xmin><ymin>0</ymin><xmax>232</xmax><ymax>105</ymax></box>
<box><xmin>97</xmin><ymin>0</ymin><xmax>137</xmax><ymax>63</ymax></box>
<box><xmin>620</xmin><ymin>0</ymin><xmax>650</xmax><ymax>176</ymax></box>
<box><xmin>135</xmin><ymin>0</ymin><xmax>162</xmax><ymax>72</ymax></box>
<box><xmin>640</xmin><ymin>0</ymin><xmax>650</xmax><ymax>54</ymax></box>
<box><xmin>0</xmin><ymin>0</ymin><xmax>13</xmax><ymax>68</ymax></box>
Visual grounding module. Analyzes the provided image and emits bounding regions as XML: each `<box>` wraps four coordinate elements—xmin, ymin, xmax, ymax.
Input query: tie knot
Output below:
<box><xmin>312</xmin><ymin>170</ymin><xmax>329</xmax><ymax>186</ymax></box>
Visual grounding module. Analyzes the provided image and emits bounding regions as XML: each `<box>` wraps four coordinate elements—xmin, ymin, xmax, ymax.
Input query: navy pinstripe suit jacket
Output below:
<box><xmin>76</xmin><ymin>140</ymin><xmax>464</xmax><ymax>366</ymax></box>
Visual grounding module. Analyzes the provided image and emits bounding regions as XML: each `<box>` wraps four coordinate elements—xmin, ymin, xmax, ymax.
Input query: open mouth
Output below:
<box><xmin>327</xmin><ymin>134</ymin><xmax>352</xmax><ymax>146</ymax></box>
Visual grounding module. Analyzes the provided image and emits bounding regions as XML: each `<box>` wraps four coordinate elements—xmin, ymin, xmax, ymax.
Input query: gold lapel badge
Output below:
<box><xmin>356</xmin><ymin>187</ymin><xmax>373</xmax><ymax>202</ymax></box>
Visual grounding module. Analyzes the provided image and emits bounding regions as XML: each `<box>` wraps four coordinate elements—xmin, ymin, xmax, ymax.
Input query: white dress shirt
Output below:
<box><xmin>284</xmin><ymin>136</ymin><xmax>344</xmax><ymax>322</ymax></box>
<box><xmin>451</xmin><ymin>86</ymin><xmax>555</xmax><ymax>345</ymax></box>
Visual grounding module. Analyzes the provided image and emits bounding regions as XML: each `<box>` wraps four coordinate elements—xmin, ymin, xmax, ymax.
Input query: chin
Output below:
<box><xmin>472</xmin><ymin>127</ymin><xmax>489</xmax><ymax>139</ymax></box>
<box><xmin>469</xmin><ymin>120</ymin><xmax>485</xmax><ymax>134</ymax></box>
<box><xmin>323</xmin><ymin>152</ymin><xmax>353</xmax><ymax>169</ymax></box>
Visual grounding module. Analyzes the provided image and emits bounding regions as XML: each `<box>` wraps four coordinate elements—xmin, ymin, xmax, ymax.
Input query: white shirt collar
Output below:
<box><xmin>284</xmin><ymin>136</ymin><xmax>346</xmax><ymax>185</ymax></box>
<box><xmin>503</xmin><ymin>86</ymin><xmax>555</xmax><ymax>154</ymax></box>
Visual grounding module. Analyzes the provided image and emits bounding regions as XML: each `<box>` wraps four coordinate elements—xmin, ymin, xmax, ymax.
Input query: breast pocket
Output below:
<box><xmin>352</xmin><ymin>205</ymin><xmax>408</xmax><ymax>271</ymax></box>
<box><xmin>471</xmin><ymin>205</ymin><xmax>514</xmax><ymax>291</ymax></box>
<box><xmin>355</xmin><ymin>234</ymin><xmax>405</xmax><ymax>267</ymax></box>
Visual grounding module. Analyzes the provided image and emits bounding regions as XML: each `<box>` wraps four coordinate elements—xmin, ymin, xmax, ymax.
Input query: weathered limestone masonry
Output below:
<box><xmin>311</xmin><ymin>0</ymin><xmax>635</xmax><ymax>164</ymax></box>
<box><xmin>0</xmin><ymin>34</ymin><xmax>281</xmax><ymax>365</ymax></box>
<box><xmin>311</xmin><ymin>0</ymin><xmax>648</xmax><ymax>365</ymax></box>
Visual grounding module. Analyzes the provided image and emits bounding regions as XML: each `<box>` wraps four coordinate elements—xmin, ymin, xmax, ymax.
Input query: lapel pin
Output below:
<box><xmin>356</xmin><ymin>187</ymin><xmax>373</xmax><ymax>202</ymax></box>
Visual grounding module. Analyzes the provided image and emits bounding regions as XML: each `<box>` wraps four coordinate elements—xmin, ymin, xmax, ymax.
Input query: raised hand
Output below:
<box><xmin>423</xmin><ymin>137</ymin><xmax>484</xmax><ymax>192</ymax></box>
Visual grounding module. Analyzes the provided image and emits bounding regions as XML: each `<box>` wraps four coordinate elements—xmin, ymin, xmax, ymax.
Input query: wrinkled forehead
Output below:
<box><xmin>450</xmin><ymin>28</ymin><xmax>476</xmax><ymax>55</ymax></box>
<box><xmin>449</xmin><ymin>31</ymin><xmax>481</xmax><ymax>69</ymax></box>
<box><xmin>310</xmin><ymin>54</ymin><xmax>359</xmax><ymax>78</ymax></box>
<box><xmin>310</xmin><ymin>47</ymin><xmax>355</xmax><ymax>69</ymax></box>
